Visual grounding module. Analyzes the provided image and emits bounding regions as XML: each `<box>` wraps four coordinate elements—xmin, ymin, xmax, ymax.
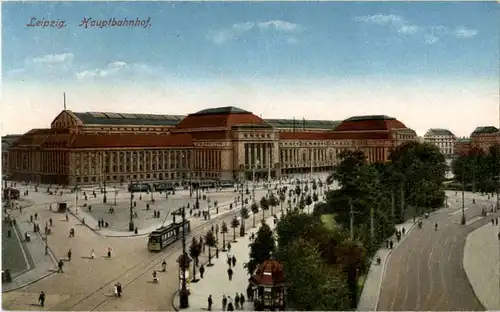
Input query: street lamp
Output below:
<box><xmin>129</xmin><ymin>190</ymin><xmax>134</xmax><ymax>231</ymax></box>
<box><xmin>103</xmin><ymin>152</ymin><xmax>108</xmax><ymax>204</ymax></box>
<box><xmin>461</xmin><ymin>161</ymin><xmax>466</xmax><ymax>225</ymax></box>
<box><xmin>173</xmin><ymin>206</ymin><xmax>189</xmax><ymax>308</ymax></box>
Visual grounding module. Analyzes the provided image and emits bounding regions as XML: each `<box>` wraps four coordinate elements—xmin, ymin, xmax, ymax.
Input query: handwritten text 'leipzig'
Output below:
<box><xmin>79</xmin><ymin>17</ymin><xmax>152</xmax><ymax>29</ymax></box>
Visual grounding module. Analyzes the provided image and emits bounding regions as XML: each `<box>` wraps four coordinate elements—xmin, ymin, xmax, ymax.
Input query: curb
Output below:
<box><xmin>2</xmin><ymin>270</ymin><xmax>57</xmax><ymax>293</ymax></box>
<box><xmin>172</xmin><ymin>290</ymin><xmax>180</xmax><ymax>311</ymax></box>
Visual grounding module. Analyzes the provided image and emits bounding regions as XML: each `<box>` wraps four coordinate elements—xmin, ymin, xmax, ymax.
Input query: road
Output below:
<box><xmin>377</xmin><ymin>191</ymin><xmax>499</xmax><ymax>311</ymax></box>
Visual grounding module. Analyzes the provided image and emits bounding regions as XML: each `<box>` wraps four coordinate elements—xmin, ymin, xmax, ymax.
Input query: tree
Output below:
<box><xmin>189</xmin><ymin>237</ymin><xmax>202</xmax><ymax>282</ymax></box>
<box><xmin>279</xmin><ymin>192</ymin><xmax>286</xmax><ymax>213</ymax></box>
<box><xmin>240</xmin><ymin>206</ymin><xmax>249</xmax><ymax>236</ymax></box>
<box><xmin>306</xmin><ymin>194</ymin><xmax>313</xmax><ymax>212</ymax></box>
<box><xmin>221</xmin><ymin>221</ymin><xmax>228</xmax><ymax>251</ymax></box>
<box><xmin>251</xmin><ymin>202</ymin><xmax>259</xmax><ymax>228</ymax></box>
<box><xmin>246</xmin><ymin>221</ymin><xmax>276</xmax><ymax>275</ymax></box>
<box><xmin>335</xmin><ymin>240</ymin><xmax>366</xmax><ymax>309</ymax></box>
<box><xmin>204</xmin><ymin>230</ymin><xmax>216</xmax><ymax>266</ymax></box>
<box><xmin>268</xmin><ymin>193</ymin><xmax>279</xmax><ymax>215</ymax></box>
<box><xmin>260</xmin><ymin>196</ymin><xmax>269</xmax><ymax>219</ymax></box>
<box><xmin>231</xmin><ymin>216</ymin><xmax>240</xmax><ymax>242</ymax></box>
<box><xmin>295</xmin><ymin>184</ymin><xmax>301</xmax><ymax>197</ymax></box>
<box><xmin>312</xmin><ymin>192</ymin><xmax>319</xmax><ymax>204</ymax></box>
<box><xmin>278</xmin><ymin>238</ymin><xmax>350</xmax><ymax>311</ymax></box>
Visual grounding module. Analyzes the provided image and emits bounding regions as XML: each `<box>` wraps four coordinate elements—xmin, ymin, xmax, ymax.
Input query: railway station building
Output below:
<box><xmin>4</xmin><ymin>106</ymin><xmax>417</xmax><ymax>185</ymax></box>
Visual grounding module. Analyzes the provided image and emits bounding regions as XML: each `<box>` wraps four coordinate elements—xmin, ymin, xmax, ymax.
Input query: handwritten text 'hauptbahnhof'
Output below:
<box><xmin>26</xmin><ymin>17</ymin><xmax>152</xmax><ymax>29</ymax></box>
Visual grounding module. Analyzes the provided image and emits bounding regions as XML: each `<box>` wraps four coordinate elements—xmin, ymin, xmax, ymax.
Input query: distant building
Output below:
<box><xmin>423</xmin><ymin>128</ymin><xmax>456</xmax><ymax>158</ymax></box>
<box><xmin>2</xmin><ymin>134</ymin><xmax>23</xmax><ymax>178</ymax></box>
<box><xmin>4</xmin><ymin>107</ymin><xmax>417</xmax><ymax>185</ymax></box>
<box><xmin>454</xmin><ymin>137</ymin><xmax>472</xmax><ymax>157</ymax></box>
<box><xmin>470</xmin><ymin>126</ymin><xmax>500</xmax><ymax>152</ymax></box>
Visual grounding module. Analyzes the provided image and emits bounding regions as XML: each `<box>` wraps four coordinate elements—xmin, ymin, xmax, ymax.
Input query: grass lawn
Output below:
<box><xmin>320</xmin><ymin>213</ymin><xmax>338</xmax><ymax>232</ymax></box>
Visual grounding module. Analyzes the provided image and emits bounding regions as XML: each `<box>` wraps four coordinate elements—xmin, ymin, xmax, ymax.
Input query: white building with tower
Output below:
<box><xmin>423</xmin><ymin>128</ymin><xmax>456</xmax><ymax>158</ymax></box>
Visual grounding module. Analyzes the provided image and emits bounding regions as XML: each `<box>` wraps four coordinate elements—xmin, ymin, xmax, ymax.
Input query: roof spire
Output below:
<box><xmin>63</xmin><ymin>92</ymin><xmax>67</xmax><ymax>110</ymax></box>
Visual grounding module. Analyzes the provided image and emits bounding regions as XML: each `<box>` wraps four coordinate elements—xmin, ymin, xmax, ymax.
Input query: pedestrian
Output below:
<box><xmin>207</xmin><ymin>294</ymin><xmax>213</xmax><ymax>311</ymax></box>
<box><xmin>234</xmin><ymin>293</ymin><xmax>240</xmax><ymax>309</ymax></box>
<box><xmin>227</xmin><ymin>300</ymin><xmax>234</xmax><ymax>311</ymax></box>
<box><xmin>65</xmin><ymin>214</ymin><xmax>68</xmax><ymax>221</ymax></box>
<box><xmin>227</xmin><ymin>256</ymin><xmax>232</xmax><ymax>267</ymax></box>
<box><xmin>222</xmin><ymin>295</ymin><xmax>228</xmax><ymax>311</ymax></box>
<box><xmin>162</xmin><ymin>260</ymin><xmax>167</xmax><ymax>272</ymax></box>
<box><xmin>107</xmin><ymin>247</ymin><xmax>112</xmax><ymax>258</ymax></box>
<box><xmin>57</xmin><ymin>260</ymin><xmax>64</xmax><ymax>273</ymax></box>
<box><xmin>216</xmin><ymin>247</ymin><xmax>219</xmax><ymax>259</ymax></box>
<box><xmin>67</xmin><ymin>249</ymin><xmax>72</xmax><ymax>261</ymax></box>
<box><xmin>199</xmin><ymin>264</ymin><xmax>205</xmax><ymax>279</ymax></box>
<box><xmin>402</xmin><ymin>227</ymin><xmax>406</xmax><ymax>235</ymax></box>
<box><xmin>153</xmin><ymin>270</ymin><xmax>158</xmax><ymax>283</ymax></box>
<box><xmin>49</xmin><ymin>218</ymin><xmax>53</xmax><ymax>227</ymax></box>
<box><xmin>114</xmin><ymin>284</ymin><xmax>119</xmax><ymax>296</ymax></box>
<box><xmin>30</xmin><ymin>215</ymin><xmax>33</xmax><ymax>223</ymax></box>
<box><xmin>227</xmin><ymin>267</ymin><xmax>233</xmax><ymax>281</ymax></box>
<box><xmin>227</xmin><ymin>242</ymin><xmax>232</xmax><ymax>252</ymax></box>
<box><xmin>240</xmin><ymin>293</ymin><xmax>245</xmax><ymax>308</ymax></box>
<box><xmin>91</xmin><ymin>249</ymin><xmax>96</xmax><ymax>259</ymax></box>
<box><xmin>117</xmin><ymin>282</ymin><xmax>122</xmax><ymax>297</ymax></box>
<box><xmin>232</xmin><ymin>255</ymin><xmax>236</xmax><ymax>267</ymax></box>
<box><xmin>39</xmin><ymin>291</ymin><xmax>45</xmax><ymax>307</ymax></box>
<box><xmin>389</xmin><ymin>240</ymin><xmax>394</xmax><ymax>249</ymax></box>
<box><xmin>34</xmin><ymin>212</ymin><xmax>38</xmax><ymax>220</ymax></box>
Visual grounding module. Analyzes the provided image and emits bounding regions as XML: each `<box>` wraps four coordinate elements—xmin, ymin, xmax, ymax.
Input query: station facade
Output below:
<box><xmin>5</xmin><ymin>106</ymin><xmax>417</xmax><ymax>185</ymax></box>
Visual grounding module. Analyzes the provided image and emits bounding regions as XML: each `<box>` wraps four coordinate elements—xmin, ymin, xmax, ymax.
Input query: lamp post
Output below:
<box><xmin>173</xmin><ymin>206</ymin><xmax>189</xmax><ymax>308</ymax></box>
<box><xmin>129</xmin><ymin>190</ymin><xmax>134</xmax><ymax>231</ymax></box>
<box><xmin>114</xmin><ymin>185</ymin><xmax>117</xmax><ymax>206</ymax></box>
<box><xmin>103</xmin><ymin>152</ymin><xmax>107</xmax><ymax>204</ymax></box>
<box><xmin>461</xmin><ymin>161</ymin><xmax>466</xmax><ymax>225</ymax></box>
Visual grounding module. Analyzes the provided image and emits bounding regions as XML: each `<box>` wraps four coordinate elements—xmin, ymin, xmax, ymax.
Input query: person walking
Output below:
<box><xmin>67</xmin><ymin>249</ymin><xmax>72</xmax><ymax>261</ymax></box>
<box><xmin>227</xmin><ymin>242</ymin><xmax>232</xmax><ymax>253</ymax></box>
<box><xmin>232</xmin><ymin>255</ymin><xmax>236</xmax><ymax>267</ymax></box>
<box><xmin>222</xmin><ymin>295</ymin><xmax>228</xmax><ymax>311</ymax></box>
<box><xmin>38</xmin><ymin>291</ymin><xmax>45</xmax><ymax>307</ymax></box>
<box><xmin>227</xmin><ymin>256</ymin><xmax>232</xmax><ymax>267</ymax></box>
<box><xmin>199</xmin><ymin>264</ymin><xmax>205</xmax><ymax>279</ymax></box>
<box><xmin>239</xmin><ymin>293</ymin><xmax>245</xmax><ymax>308</ymax></box>
<box><xmin>57</xmin><ymin>260</ymin><xmax>64</xmax><ymax>273</ymax></box>
<box><xmin>162</xmin><ymin>260</ymin><xmax>167</xmax><ymax>272</ymax></box>
<box><xmin>227</xmin><ymin>300</ymin><xmax>234</xmax><ymax>311</ymax></box>
<box><xmin>91</xmin><ymin>249</ymin><xmax>96</xmax><ymax>259</ymax></box>
<box><xmin>117</xmin><ymin>282</ymin><xmax>122</xmax><ymax>297</ymax></box>
<box><xmin>107</xmin><ymin>247</ymin><xmax>112</xmax><ymax>258</ymax></box>
<box><xmin>234</xmin><ymin>293</ymin><xmax>240</xmax><ymax>309</ymax></box>
<box><xmin>153</xmin><ymin>270</ymin><xmax>158</xmax><ymax>283</ymax></box>
<box><xmin>227</xmin><ymin>267</ymin><xmax>233</xmax><ymax>281</ymax></box>
<box><xmin>207</xmin><ymin>294</ymin><xmax>213</xmax><ymax>311</ymax></box>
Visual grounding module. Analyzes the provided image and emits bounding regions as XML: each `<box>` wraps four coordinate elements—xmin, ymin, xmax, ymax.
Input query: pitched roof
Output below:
<box><xmin>72</xmin><ymin>111</ymin><xmax>185</xmax><ymax>126</ymax></box>
<box><xmin>174</xmin><ymin>107</ymin><xmax>270</xmax><ymax>130</ymax></box>
<box><xmin>456</xmin><ymin>138</ymin><xmax>472</xmax><ymax>143</ymax></box>
<box><xmin>425</xmin><ymin>128</ymin><xmax>455</xmax><ymax>137</ymax></box>
<box><xmin>70</xmin><ymin>133</ymin><xmax>193</xmax><ymax>148</ymax></box>
<box><xmin>265</xmin><ymin>119</ymin><xmax>341</xmax><ymax>130</ymax></box>
<box><xmin>191</xmin><ymin>106</ymin><xmax>250</xmax><ymax>116</ymax></box>
<box><xmin>335</xmin><ymin>115</ymin><xmax>407</xmax><ymax>132</ymax></box>
<box><xmin>471</xmin><ymin>126</ymin><xmax>498</xmax><ymax>135</ymax></box>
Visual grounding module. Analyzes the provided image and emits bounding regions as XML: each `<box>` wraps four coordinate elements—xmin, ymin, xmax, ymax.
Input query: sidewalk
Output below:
<box><xmin>172</xmin><ymin>214</ymin><xmax>279</xmax><ymax>311</ymax></box>
<box><xmin>2</xmin><ymin>201</ymin><xmax>58</xmax><ymax>292</ymax></box>
<box><xmin>357</xmin><ymin>216</ymin><xmax>422</xmax><ymax>311</ymax></box>
<box><xmin>463</xmin><ymin>222</ymin><xmax>500</xmax><ymax>310</ymax></box>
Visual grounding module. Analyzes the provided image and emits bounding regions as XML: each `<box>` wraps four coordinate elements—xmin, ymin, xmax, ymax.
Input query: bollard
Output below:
<box><xmin>5</xmin><ymin>269</ymin><xmax>12</xmax><ymax>282</ymax></box>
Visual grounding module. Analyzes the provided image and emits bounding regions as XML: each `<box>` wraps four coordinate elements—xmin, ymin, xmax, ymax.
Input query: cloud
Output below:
<box><xmin>208</xmin><ymin>20</ymin><xmax>304</xmax><ymax>45</ymax></box>
<box><xmin>454</xmin><ymin>26</ymin><xmax>478</xmax><ymax>38</ymax></box>
<box><xmin>25</xmin><ymin>53</ymin><xmax>74</xmax><ymax>71</ymax></box>
<box><xmin>75</xmin><ymin>61</ymin><xmax>157</xmax><ymax>80</ymax></box>
<box><xmin>355</xmin><ymin>14</ymin><xmax>478</xmax><ymax>45</ymax></box>
<box><xmin>30</xmin><ymin>53</ymin><xmax>74</xmax><ymax>65</ymax></box>
<box><xmin>354</xmin><ymin>14</ymin><xmax>403</xmax><ymax>25</ymax></box>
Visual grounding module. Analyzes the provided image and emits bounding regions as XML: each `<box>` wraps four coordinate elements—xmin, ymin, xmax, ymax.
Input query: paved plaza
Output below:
<box><xmin>463</xmin><ymin>221</ymin><xmax>500</xmax><ymax>310</ymax></box>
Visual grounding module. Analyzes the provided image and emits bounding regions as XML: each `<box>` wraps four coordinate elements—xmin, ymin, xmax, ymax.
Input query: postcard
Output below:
<box><xmin>1</xmin><ymin>1</ymin><xmax>499</xmax><ymax>311</ymax></box>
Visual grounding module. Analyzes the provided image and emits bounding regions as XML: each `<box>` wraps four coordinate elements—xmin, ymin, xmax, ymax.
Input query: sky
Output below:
<box><xmin>1</xmin><ymin>1</ymin><xmax>499</xmax><ymax>137</ymax></box>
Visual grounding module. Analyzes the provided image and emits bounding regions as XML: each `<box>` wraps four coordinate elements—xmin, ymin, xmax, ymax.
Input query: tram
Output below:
<box><xmin>148</xmin><ymin>220</ymin><xmax>191</xmax><ymax>252</ymax></box>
